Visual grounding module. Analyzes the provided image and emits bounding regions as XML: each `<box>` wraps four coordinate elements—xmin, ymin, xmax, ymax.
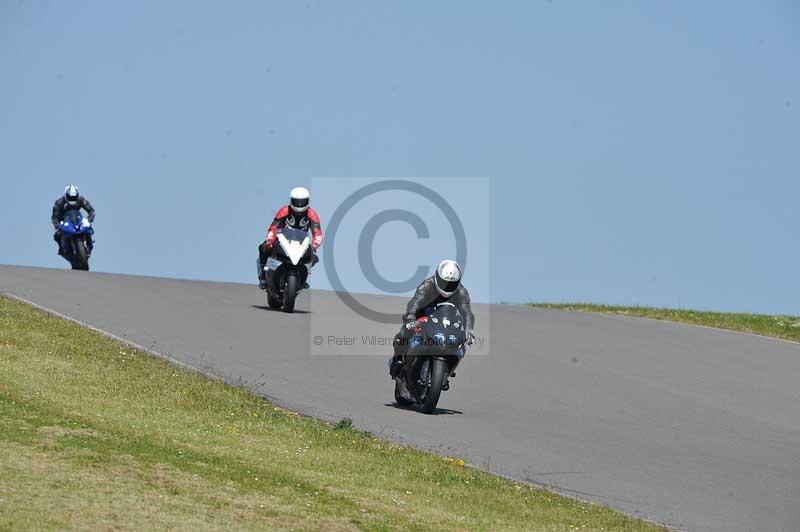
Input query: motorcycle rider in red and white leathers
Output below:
<box><xmin>257</xmin><ymin>187</ymin><xmax>324</xmax><ymax>289</ymax></box>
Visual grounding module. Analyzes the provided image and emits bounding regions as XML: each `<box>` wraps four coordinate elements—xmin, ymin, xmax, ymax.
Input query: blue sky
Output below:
<box><xmin>1</xmin><ymin>1</ymin><xmax>798</xmax><ymax>314</ymax></box>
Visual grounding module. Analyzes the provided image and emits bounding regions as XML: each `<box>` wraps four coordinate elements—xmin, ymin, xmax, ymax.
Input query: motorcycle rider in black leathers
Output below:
<box><xmin>51</xmin><ymin>185</ymin><xmax>95</xmax><ymax>259</ymax></box>
<box><xmin>389</xmin><ymin>259</ymin><xmax>475</xmax><ymax>380</ymax></box>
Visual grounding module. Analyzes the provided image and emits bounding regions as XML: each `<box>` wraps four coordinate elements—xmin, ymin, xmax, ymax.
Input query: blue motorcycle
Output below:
<box><xmin>59</xmin><ymin>210</ymin><xmax>94</xmax><ymax>270</ymax></box>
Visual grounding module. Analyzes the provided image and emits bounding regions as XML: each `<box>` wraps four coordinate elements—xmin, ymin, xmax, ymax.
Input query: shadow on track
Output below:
<box><xmin>251</xmin><ymin>305</ymin><xmax>310</xmax><ymax>314</ymax></box>
<box><xmin>385</xmin><ymin>403</ymin><xmax>463</xmax><ymax>415</ymax></box>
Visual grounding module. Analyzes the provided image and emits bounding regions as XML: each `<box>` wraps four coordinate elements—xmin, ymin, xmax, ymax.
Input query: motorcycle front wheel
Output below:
<box><xmin>72</xmin><ymin>238</ymin><xmax>90</xmax><ymax>271</ymax></box>
<box><xmin>282</xmin><ymin>273</ymin><xmax>298</xmax><ymax>313</ymax></box>
<box><xmin>420</xmin><ymin>358</ymin><xmax>448</xmax><ymax>414</ymax></box>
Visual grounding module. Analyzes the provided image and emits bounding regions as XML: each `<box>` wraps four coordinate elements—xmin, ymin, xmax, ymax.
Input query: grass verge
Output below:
<box><xmin>529</xmin><ymin>303</ymin><xmax>800</xmax><ymax>343</ymax></box>
<box><xmin>0</xmin><ymin>296</ymin><xmax>664</xmax><ymax>531</ymax></box>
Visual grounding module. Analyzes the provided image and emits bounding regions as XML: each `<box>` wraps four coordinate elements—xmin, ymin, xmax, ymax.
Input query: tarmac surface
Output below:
<box><xmin>2</xmin><ymin>265</ymin><xmax>799</xmax><ymax>532</ymax></box>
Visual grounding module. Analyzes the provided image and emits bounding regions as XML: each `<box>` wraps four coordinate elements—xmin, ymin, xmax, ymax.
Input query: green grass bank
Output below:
<box><xmin>0</xmin><ymin>296</ymin><xmax>664</xmax><ymax>531</ymax></box>
<box><xmin>529</xmin><ymin>303</ymin><xmax>800</xmax><ymax>343</ymax></box>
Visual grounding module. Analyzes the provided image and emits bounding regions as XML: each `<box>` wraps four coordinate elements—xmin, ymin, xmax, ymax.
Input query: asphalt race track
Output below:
<box><xmin>2</xmin><ymin>265</ymin><xmax>799</xmax><ymax>532</ymax></box>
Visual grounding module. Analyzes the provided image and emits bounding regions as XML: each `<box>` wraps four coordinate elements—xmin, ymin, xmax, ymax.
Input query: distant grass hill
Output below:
<box><xmin>529</xmin><ymin>303</ymin><xmax>800</xmax><ymax>343</ymax></box>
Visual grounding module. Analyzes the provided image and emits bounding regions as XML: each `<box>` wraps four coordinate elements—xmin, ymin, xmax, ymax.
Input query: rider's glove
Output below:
<box><xmin>466</xmin><ymin>331</ymin><xmax>476</xmax><ymax>346</ymax></box>
<box><xmin>398</xmin><ymin>320</ymin><xmax>416</xmax><ymax>339</ymax></box>
<box><xmin>311</xmin><ymin>233</ymin><xmax>323</xmax><ymax>251</ymax></box>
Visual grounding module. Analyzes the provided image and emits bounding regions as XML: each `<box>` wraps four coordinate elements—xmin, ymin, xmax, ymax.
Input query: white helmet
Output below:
<box><xmin>64</xmin><ymin>185</ymin><xmax>79</xmax><ymax>205</ymax></box>
<box><xmin>289</xmin><ymin>186</ymin><xmax>310</xmax><ymax>213</ymax></box>
<box><xmin>434</xmin><ymin>259</ymin><xmax>462</xmax><ymax>298</ymax></box>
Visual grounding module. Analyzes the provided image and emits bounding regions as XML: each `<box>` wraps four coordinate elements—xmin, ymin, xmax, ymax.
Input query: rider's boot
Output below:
<box><xmin>54</xmin><ymin>231</ymin><xmax>63</xmax><ymax>256</ymax></box>
<box><xmin>58</xmin><ymin>234</ymin><xmax>73</xmax><ymax>262</ymax></box>
<box><xmin>389</xmin><ymin>356</ymin><xmax>403</xmax><ymax>378</ymax></box>
<box><xmin>256</xmin><ymin>258</ymin><xmax>268</xmax><ymax>290</ymax></box>
<box><xmin>389</xmin><ymin>355</ymin><xmax>403</xmax><ymax>379</ymax></box>
<box><xmin>389</xmin><ymin>333</ymin><xmax>408</xmax><ymax>378</ymax></box>
<box><xmin>442</xmin><ymin>357</ymin><xmax>460</xmax><ymax>391</ymax></box>
<box><xmin>303</xmin><ymin>253</ymin><xmax>319</xmax><ymax>289</ymax></box>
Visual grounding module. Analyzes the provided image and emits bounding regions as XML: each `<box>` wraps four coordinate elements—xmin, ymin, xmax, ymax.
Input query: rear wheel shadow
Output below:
<box><xmin>384</xmin><ymin>402</ymin><xmax>463</xmax><ymax>415</ymax></box>
<box><xmin>251</xmin><ymin>305</ymin><xmax>310</xmax><ymax>314</ymax></box>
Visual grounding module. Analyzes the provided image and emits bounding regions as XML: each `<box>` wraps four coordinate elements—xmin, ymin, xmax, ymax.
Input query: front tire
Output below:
<box><xmin>282</xmin><ymin>273</ymin><xmax>298</xmax><ymax>313</ymax></box>
<box><xmin>420</xmin><ymin>358</ymin><xmax>448</xmax><ymax>414</ymax></box>
<box><xmin>72</xmin><ymin>239</ymin><xmax>89</xmax><ymax>271</ymax></box>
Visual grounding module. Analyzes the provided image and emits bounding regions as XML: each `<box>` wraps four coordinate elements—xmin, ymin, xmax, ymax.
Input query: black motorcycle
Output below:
<box><xmin>394</xmin><ymin>302</ymin><xmax>467</xmax><ymax>414</ymax></box>
<box><xmin>262</xmin><ymin>227</ymin><xmax>313</xmax><ymax>313</ymax></box>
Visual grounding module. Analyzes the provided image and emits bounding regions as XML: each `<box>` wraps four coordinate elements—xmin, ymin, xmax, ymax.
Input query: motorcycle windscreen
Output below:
<box><xmin>419</xmin><ymin>303</ymin><xmax>467</xmax><ymax>350</ymax></box>
<box><xmin>279</xmin><ymin>227</ymin><xmax>310</xmax><ymax>242</ymax></box>
<box><xmin>62</xmin><ymin>209</ymin><xmax>83</xmax><ymax>226</ymax></box>
<box><xmin>277</xmin><ymin>227</ymin><xmax>311</xmax><ymax>265</ymax></box>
